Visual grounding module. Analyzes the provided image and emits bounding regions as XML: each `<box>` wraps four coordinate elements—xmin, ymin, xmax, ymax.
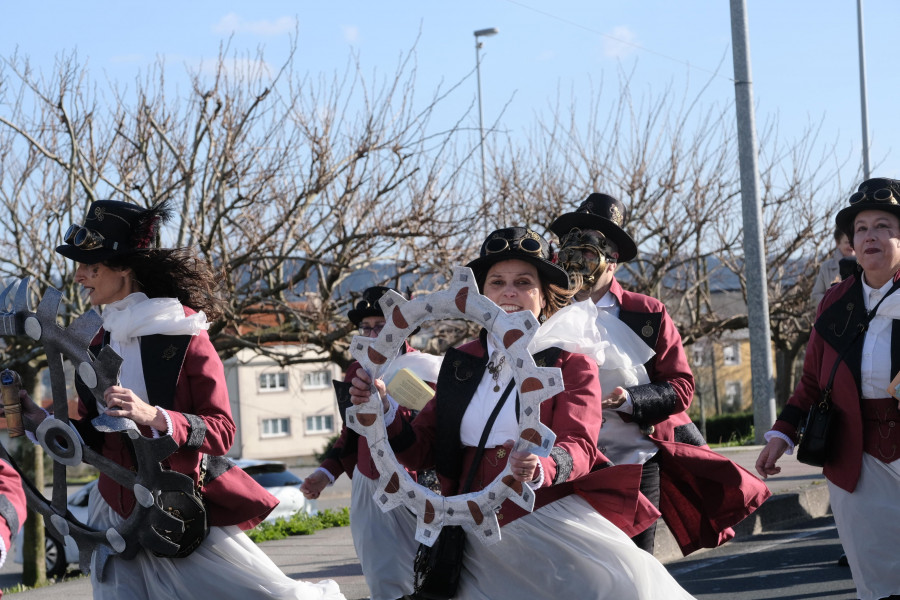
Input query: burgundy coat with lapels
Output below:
<box><xmin>387</xmin><ymin>333</ymin><xmax>660</xmax><ymax>537</ymax></box>
<box><xmin>611</xmin><ymin>278</ymin><xmax>771</xmax><ymax>554</ymax></box>
<box><xmin>319</xmin><ymin>341</ymin><xmax>418</xmax><ymax>481</ymax></box>
<box><xmin>772</xmin><ymin>273</ymin><xmax>900</xmax><ymax>493</ymax></box>
<box><xmin>74</xmin><ymin>306</ymin><xmax>277</xmax><ymax>530</ymax></box>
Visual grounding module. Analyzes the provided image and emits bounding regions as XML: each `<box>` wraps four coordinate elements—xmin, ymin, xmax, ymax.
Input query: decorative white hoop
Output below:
<box><xmin>345</xmin><ymin>266</ymin><xmax>564</xmax><ymax>547</ymax></box>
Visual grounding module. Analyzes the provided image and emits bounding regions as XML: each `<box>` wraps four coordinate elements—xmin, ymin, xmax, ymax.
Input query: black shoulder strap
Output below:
<box><xmin>460</xmin><ymin>379</ymin><xmax>516</xmax><ymax>494</ymax></box>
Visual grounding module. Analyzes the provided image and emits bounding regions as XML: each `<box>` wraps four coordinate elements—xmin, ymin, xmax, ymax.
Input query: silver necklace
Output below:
<box><xmin>486</xmin><ymin>351</ymin><xmax>505</xmax><ymax>393</ymax></box>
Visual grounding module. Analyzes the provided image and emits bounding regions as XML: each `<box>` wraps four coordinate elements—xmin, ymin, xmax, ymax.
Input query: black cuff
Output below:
<box><xmin>550</xmin><ymin>447</ymin><xmax>573</xmax><ymax>484</ymax></box>
<box><xmin>0</xmin><ymin>495</ymin><xmax>18</xmax><ymax>538</ymax></box>
<box><xmin>629</xmin><ymin>382</ymin><xmax>678</xmax><ymax>424</ymax></box>
<box><xmin>183</xmin><ymin>413</ymin><xmax>207</xmax><ymax>450</ymax></box>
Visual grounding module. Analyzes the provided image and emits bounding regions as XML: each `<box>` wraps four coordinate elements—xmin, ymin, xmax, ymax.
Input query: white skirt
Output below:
<box><xmin>458</xmin><ymin>494</ymin><xmax>695</xmax><ymax>600</ymax></box>
<box><xmin>828</xmin><ymin>453</ymin><xmax>900</xmax><ymax>600</ymax></box>
<box><xmin>350</xmin><ymin>466</ymin><xmax>419</xmax><ymax>600</ymax></box>
<box><xmin>87</xmin><ymin>484</ymin><xmax>346</xmax><ymax>600</ymax></box>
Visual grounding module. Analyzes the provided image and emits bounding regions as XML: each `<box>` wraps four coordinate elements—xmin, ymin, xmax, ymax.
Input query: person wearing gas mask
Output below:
<box><xmin>549</xmin><ymin>193</ymin><xmax>770</xmax><ymax>557</ymax></box>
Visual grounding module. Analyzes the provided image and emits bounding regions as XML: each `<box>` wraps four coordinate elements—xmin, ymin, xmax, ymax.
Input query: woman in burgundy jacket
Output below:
<box><xmin>757</xmin><ymin>178</ymin><xmax>900</xmax><ymax>600</ymax></box>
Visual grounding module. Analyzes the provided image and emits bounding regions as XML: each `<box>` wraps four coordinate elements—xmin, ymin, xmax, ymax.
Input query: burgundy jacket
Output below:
<box><xmin>387</xmin><ymin>337</ymin><xmax>659</xmax><ymax>536</ymax></box>
<box><xmin>0</xmin><ymin>459</ymin><xmax>26</xmax><ymax>568</ymax></box>
<box><xmin>612</xmin><ymin>278</ymin><xmax>771</xmax><ymax>554</ymax></box>
<box><xmin>319</xmin><ymin>341</ymin><xmax>417</xmax><ymax>481</ymax></box>
<box><xmin>772</xmin><ymin>274</ymin><xmax>899</xmax><ymax>493</ymax></box>
<box><xmin>76</xmin><ymin>307</ymin><xmax>277</xmax><ymax>530</ymax></box>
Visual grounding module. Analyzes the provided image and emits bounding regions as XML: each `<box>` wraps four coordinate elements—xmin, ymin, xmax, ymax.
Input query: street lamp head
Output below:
<box><xmin>474</xmin><ymin>27</ymin><xmax>499</xmax><ymax>38</ymax></box>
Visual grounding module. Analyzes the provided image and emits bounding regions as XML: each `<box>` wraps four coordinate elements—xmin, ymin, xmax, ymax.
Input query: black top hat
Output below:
<box><xmin>548</xmin><ymin>193</ymin><xmax>638</xmax><ymax>262</ymax></box>
<box><xmin>347</xmin><ymin>286</ymin><xmax>403</xmax><ymax>326</ymax></box>
<box><xmin>835</xmin><ymin>178</ymin><xmax>900</xmax><ymax>238</ymax></box>
<box><xmin>56</xmin><ymin>200</ymin><xmax>170</xmax><ymax>265</ymax></box>
<box><xmin>466</xmin><ymin>227</ymin><xmax>570</xmax><ymax>289</ymax></box>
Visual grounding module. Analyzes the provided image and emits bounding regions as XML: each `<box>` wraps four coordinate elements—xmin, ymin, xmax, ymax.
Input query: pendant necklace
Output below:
<box><xmin>486</xmin><ymin>351</ymin><xmax>505</xmax><ymax>392</ymax></box>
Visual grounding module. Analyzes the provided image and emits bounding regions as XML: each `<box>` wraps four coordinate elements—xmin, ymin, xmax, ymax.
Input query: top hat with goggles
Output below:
<box><xmin>835</xmin><ymin>178</ymin><xmax>900</xmax><ymax>239</ymax></box>
<box><xmin>548</xmin><ymin>193</ymin><xmax>637</xmax><ymax>262</ymax></box>
<box><xmin>347</xmin><ymin>286</ymin><xmax>404</xmax><ymax>326</ymax></box>
<box><xmin>466</xmin><ymin>227</ymin><xmax>570</xmax><ymax>290</ymax></box>
<box><xmin>56</xmin><ymin>200</ymin><xmax>170</xmax><ymax>265</ymax></box>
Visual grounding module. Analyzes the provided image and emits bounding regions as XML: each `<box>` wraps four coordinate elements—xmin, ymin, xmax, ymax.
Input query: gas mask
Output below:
<box><xmin>557</xmin><ymin>229</ymin><xmax>618</xmax><ymax>291</ymax></box>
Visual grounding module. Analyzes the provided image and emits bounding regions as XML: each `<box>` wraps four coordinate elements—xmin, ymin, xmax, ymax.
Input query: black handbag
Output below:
<box><xmin>412</xmin><ymin>379</ymin><xmax>516</xmax><ymax>600</ymax></box>
<box><xmin>796</xmin><ymin>393</ymin><xmax>836</xmax><ymax>467</ymax></box>
<box><xmin>153</xmin><ymin>488</ymin><xmax>209</xmax><ymax>558</ymax></box>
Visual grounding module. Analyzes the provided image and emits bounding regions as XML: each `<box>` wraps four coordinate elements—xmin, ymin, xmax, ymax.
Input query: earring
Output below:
<box><xmin>539</xmin><ymin>313</ymin><xmax>547</xmax><ymax>323</ymax></box>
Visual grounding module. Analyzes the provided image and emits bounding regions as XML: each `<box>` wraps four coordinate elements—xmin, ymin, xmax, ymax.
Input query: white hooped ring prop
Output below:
<box><xmin>345</xmin><ymin>266</ymin><xmax>565</xmax><ymax>547</ymax></box>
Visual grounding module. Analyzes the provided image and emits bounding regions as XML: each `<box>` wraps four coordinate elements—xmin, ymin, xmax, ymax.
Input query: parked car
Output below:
<box><xmin>14</xmin><ymin>458</ymin><xmax>316</xmax><ymax>578</ymax></box>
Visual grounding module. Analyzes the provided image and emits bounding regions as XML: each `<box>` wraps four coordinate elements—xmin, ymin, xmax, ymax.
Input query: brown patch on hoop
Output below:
<box><xmin>520</xmin><ymin>428</ymin><xmax>542</xmax><ymax>445</ymax></box>
<box><xmin>368</xmin><ymin>347</ymin><xmax>387</xmax><ymax>365</ymax></box>
<box><xmin>385</xmin><ymin>472</ymin><xmax>400</xmax><ymax>494</ymax></box>
<box><xmin>357</xmin><ymin>413</ymin><xmax>378</xmax><ymax>427</ymax></box>
<box><xmin>501</xmin><ymin>475</ymin><xmax>523</xmax><ymax>494</ymax></box>
<box><xmin>392</xmin><ymin>306</ymin><xmax>408</xmax><ymax>329</ymax></box>
<box><xmin>423</xmin><ymin>500</ymin><xmax>436</xmax><ymax>524</ymax></box>
<box><xmin>454</xmin><ymin>287</ymin><xmax>469</xmax><ymax>313</ymax></box>
<box><xmin>503</xmin><ymin>329</ymin><xmax>524</xmax><ymax>348</ymax></box>
<box><xmin>521</xmin><ymin>377</ymin><xmax>543</xmax><ymax>393</ymax></box>
<box><xmin>467</xmin><ymin>500</ymin><xmax>484</xmax><ymax>525</ymax></box>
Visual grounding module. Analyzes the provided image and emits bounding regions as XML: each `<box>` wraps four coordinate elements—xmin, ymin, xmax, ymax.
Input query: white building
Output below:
<box><xmin>223</xmin><ymin>345</ymin><xmax>341</xmax><ymax>461</ymax></box>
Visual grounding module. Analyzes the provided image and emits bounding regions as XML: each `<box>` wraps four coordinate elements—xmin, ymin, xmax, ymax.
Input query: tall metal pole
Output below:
<box><xmin>729</xmin><ymin>0</ymin><xmax>776</xmax><ymax>443</ymax></box>
<box><xmin>857</xmin><ymin>0</ymin><xmax>871</xmax><ymax>179</ymax></box>
<box><xmin>474</xmin><ymin>28</ymin><xmax>498</xmax><ymax>230</ymax></box>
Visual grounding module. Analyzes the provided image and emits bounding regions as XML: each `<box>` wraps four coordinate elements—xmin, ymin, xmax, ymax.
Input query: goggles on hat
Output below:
<box><xmin>483</xmin><ymin>231</ymin><xmax>544</xmax><ymax>257</ymax></box>
<box><xmin>849</xmin><ymin>187</ymin><xmax>899</xmax><ymax>206</ymax></box>
<box><xmin>63</xmin><ymin>224</ymin><xmax>120</xmax><ymax>251</ymax></box>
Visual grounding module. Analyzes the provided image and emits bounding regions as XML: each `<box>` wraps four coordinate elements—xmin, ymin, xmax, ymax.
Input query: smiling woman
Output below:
<box><xmin>348</xmin><ymin>226</ymin><xmax>697</xmax><ymax>600</ymax></box>
<box><xmin>758</xmin><ymin>178</ymin><xmax>900</xmax><ymax>600</ymax></box>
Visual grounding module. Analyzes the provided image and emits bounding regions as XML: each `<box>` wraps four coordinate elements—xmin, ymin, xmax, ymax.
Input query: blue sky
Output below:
<box><xmin>1</xmin><ymin>1</ymin><xmax>897</xmax><ymax>194</ymax></box>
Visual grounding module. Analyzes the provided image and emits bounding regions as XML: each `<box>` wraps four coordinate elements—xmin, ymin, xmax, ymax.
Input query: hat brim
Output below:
<box><xmin>466</xmin><ymin>253</ymin><xmax>570</xmax><ymax>290</ymax></box>
<box><xmin>549</xmin><ymin>213</ymin><xmax>638</xmax><ymax>262</ymax></box>
<box><xmin>55</xmin><ymin>244</ymin><xmax>120</xmax><ymax>265</ymax></box>
<box><xmin>835</xmin><ymin>203</ymin><xmax>900</xmax><ymax>238</ymax></box>
<box><xmin>347</xmin><ymin>307</ymin><xmax>384</xmax><ymax>326</ymax></box>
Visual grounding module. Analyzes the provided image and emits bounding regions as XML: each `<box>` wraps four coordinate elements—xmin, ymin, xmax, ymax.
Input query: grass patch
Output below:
<box><xmin>245</xmin><ymin>507</ymin><xmax>351</xmax><ymax>543</ymax></box>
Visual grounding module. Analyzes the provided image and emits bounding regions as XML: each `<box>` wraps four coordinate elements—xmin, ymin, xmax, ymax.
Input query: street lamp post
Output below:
<box><xmin>474</xmin><ymin>27</ymin><xmax>498</xmax><ymax>229</ymax></box>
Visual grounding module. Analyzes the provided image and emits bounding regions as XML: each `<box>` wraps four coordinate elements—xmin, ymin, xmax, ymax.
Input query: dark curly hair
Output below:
<box><xmin>105</xmin><ymin>248</ymin><xmax>226</xmax><ymax>322</ymax></box>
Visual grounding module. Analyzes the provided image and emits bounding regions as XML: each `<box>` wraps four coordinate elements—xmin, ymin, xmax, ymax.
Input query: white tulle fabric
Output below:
<box><xmin>350</xmin><ymin>466</ymin><xmax>419</xmax><ymax>600</ymax></box>
<box><xmin>458</xmin><ymin>494</ymin><xmax>696</xmax><ymax>600</ymax></box>
<box><xmin>87</xmin><ymin>486</ymin><xmax>346</xmax><ymax>600</ymax></box>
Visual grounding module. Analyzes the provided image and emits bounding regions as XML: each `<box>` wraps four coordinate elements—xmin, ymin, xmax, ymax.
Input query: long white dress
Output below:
<box><xmin>86</xmin><ymin>294</ymin><xmax>346</xmax><ymax>600</ymax></box>
<box><xmin>350</xmin><ymin>466</ymin><xmax>419</xmax><ymax>600</ymax></box>
<box><xmin>454</xmin><ymin>303</ymin><xmax>696</xmax><ymax>600</ymax></box>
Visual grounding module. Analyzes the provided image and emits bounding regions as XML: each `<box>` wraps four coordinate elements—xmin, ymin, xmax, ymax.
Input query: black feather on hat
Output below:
<box><xmin>56</xmin><ymin>199</ymin><xmax>173</xmax><ymax>265</ymax></box>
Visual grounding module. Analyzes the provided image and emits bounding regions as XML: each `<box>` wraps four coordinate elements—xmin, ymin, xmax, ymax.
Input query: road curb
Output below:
<box><xmin>658</xmin><ymin>481</ymin><xmax>832</xmax><ymax>563</ymax></box>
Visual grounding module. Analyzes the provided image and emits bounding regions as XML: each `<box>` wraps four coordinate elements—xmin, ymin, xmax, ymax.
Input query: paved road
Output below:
<box><xmin>2</xmin><ymin>446</ymin><xmax>844</xmax><ymax>599</ymax></box>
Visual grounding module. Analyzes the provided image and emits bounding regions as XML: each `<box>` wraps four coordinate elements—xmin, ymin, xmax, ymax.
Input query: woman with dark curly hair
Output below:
<box><xmin>17</xmin><ymin>199</ymin><xmax>345</xmax><ymax>600</ymax></box>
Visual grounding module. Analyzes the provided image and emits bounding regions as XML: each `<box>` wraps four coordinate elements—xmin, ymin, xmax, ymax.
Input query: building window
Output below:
<box><xmin>259</xmin><ymin>372</ymin><xmax>288</xmax><ymax>392</ymax></box>
<box><xmin>303</xmin><ymin>370</ymin><xmax>331</xmax><ymax>390</ymax></box>
<box><xmin>692</xmin><ymin>347</ymin><xmax>704</xmax><ymax>366</ymax></box>
<box><xmin>306</xmin><ymin>415</ymin><xmax>334</xmax><ymax>434</ymax></box>
<box><xmin>724</xmin><ymin>381</ymin><xmax>742</xmax><ymax>412</ymax></box>
<box><xmin>262</xmin><ymin>417</ymin><xmax>290</xmax><ymax>437</ymax></box>
<box><xmin>722</xmin><ymin>342</ymin><xmax>741</xmax><ymax>366</ymax></box>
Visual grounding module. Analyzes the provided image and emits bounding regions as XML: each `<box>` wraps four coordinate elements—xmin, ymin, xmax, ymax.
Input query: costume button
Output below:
<box><xmin>497</xmin><ymin>513</ymin><xmax>503</xmax><ymax>521</ymax></box>
<box><xmin>640</xmin><ymin>424</ymin><xmax>655</xmax><ymax>436</ymax></box>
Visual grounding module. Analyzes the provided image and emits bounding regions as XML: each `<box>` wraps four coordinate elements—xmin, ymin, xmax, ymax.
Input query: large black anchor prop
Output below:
<box><xmin>0</xmin><ymin>278</ymin><xmax>198</xmax><ymax>579</ymax></box>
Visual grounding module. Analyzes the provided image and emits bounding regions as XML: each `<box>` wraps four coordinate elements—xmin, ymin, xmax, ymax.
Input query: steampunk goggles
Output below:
<box><xmin>63</xmin><ymin>224</ymin><xmax>120</xmax><ymax>251</ymax></box>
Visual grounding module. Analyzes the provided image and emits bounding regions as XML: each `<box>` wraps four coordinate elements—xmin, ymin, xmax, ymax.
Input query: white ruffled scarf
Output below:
<box><xmin>101</xmin><ymin>293</ymin><xmax>209</xmax><ymax>410</ymax></box>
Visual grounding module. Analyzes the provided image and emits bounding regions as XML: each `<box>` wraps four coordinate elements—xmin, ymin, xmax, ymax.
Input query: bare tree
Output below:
<box><xmin>489</xmin><ymin>66</ymin><xmax>852</xmax><ymax>408</ymax></box>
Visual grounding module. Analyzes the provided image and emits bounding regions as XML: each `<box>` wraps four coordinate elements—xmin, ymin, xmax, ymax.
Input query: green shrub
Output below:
<box><xmin>245</xmin><ymin>507</ymin><xmax>351</xmax><ymax>543</ymax></box>
<box><xmin>702</xmin><ymin>411</ymin><xmax>755</xmax><ymax>446</ymax></box>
